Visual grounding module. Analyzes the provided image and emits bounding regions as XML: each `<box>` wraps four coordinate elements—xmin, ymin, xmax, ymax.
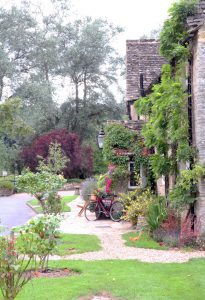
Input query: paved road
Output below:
<box><xmin>0</xmin><ymin>193</ymin><xmax>35</xmax><ymax>235</ymax></box>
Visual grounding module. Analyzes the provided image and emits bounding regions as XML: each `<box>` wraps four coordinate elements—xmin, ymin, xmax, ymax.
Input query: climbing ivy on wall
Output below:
<box><xmin>160</xmin><ymin>0</ymin><xmax>198</xmax><ymax>61</ymax></box>
<box><xmin>134</xmin><ymin>0</ymin><xmax>202</xmax><ymax>201</ymax></box>
<box><xmin>103</xmin><ymin>123</ymin><xmax>154</xmax><ymax>191</ymax></box>
<box><xmin>103</xmin><ymin>123</ymin><xmax>137</xmax><ymax>168</ymax></box>
<box><xmin>135</xmin><ymin>64</ymin><xmax>194</xmax><ymax>196</ymax></box>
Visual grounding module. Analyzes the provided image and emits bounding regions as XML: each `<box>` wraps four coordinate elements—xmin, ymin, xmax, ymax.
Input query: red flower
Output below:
<box><xmin>105</xmin><ymin>178</ymin><xmax>112</xmax><ymax>194</ymax></box>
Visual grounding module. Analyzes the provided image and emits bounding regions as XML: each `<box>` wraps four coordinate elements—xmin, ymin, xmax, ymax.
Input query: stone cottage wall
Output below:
<box><xmin>192</xmin><ymin>24</ymin><xmax>205</xmax><ymax>237</ymax></box>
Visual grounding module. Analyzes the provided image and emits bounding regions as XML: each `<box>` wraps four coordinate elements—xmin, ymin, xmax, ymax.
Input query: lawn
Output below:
<box><xmin>27</xmin><ymin>195</ymin><xmax>78</xmax><ymax>213</ymax></box>
<box><xmin>16</xmin><ymin>233</ymin><xmax>101</xmax><ymax>257</ymax></box>
<box><xmin>10</xmin><ymin>258</ymin><xmax>205</xmax><ymax>300</ymax></box>
<box><xmin>55</xmin><ymin>233</ymin><xmax>101</xmax><ymax>256</ymax></box>
<box><xmin>123</xmin><ymin>231</ymin><xmax>169</xmax><ymax>250</ymax></box>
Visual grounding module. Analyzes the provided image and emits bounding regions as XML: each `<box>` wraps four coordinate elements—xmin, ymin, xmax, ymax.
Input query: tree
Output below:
<box><xmin>0</xmin><ymin>98</ymin><xmax>32</xmax><ymax>138</ymax></box>
<box><xmin>57</xmin><ymin>17</ymin><xmax>124</xmax><ymax>140</ymax></box>
<box><xmin>0</xmin><ymin>3</ymin><xmax>124</xmax><ymax>144</ymax></box>
<box><xmin>38</xmin><ymin>141</ymin><xmax>69</xmax><ymax>174</ymax></box>
<box><xmin>0</xmin><ymin>98</ymin><xmax>33</xmax><ymax>172</ymax></box>
<box><xmin>0</xmin><ymin>7</ymin><xmax>37</xmax><ymax>101</ymax></box>
<box><xmin>15</xmin><ymin>81</ymin><xmax>58</xmax><ymax>135</ymax></box>
<box><xmin>21</xmin><ymin>129</ymin><xmax>93</xmax><ymax>178</ymax></box>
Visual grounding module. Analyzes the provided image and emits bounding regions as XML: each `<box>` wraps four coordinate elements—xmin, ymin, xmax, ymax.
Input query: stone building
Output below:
<box><xmin>126</xmin><ymin>0</ymin><xmax>205</xmax><ymax>236</ymax></box>
<box><xmin>187</xmin><ymin>0</ymin><xmax>205</xmax><ymax>236</ymax></box>
<box><xmin>126</xmin><ymin>39</ymin><xmax>167</xmax><ymax>195</ymax></box>
<box><xmin>126</xmin><ymin>39</ymin><xmax>166</xmax><ymax>120</ymax></box>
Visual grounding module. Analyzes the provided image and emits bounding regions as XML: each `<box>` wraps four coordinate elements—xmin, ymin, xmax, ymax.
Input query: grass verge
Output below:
<box><xmin>27</xmin><ymin>195</ymin><xmax>78</xmax><ymax>213</ymax></box>
<box><xmin>55</xmin><ymin>233</ymin><xmax>101</xmax><ymax>256</ymax></box>
<box><xmin>122</xmin><ymin>231</ymin><xmax>169</xmax><ymax>250</ymax></box>
<box><xmin>9</xmin><ymin>258</ymin><xmax>205</xmax><ymax>300</ymax></box>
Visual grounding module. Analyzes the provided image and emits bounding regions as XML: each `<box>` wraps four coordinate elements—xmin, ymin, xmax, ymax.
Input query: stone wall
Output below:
<box><xmin>192</xmin><ymin>24</ymin><xmax>205</xmax><ymax>237</ymax></box>
<box><xmin>187</xmin><ymin>1</ymin><xmax>205</xmax><ymax>31</ymax></box>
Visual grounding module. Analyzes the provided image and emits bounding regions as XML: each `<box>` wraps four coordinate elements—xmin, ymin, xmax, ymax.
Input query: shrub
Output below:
<box><xmin>0</xmin><ymin>234</ymin><xmax>38</xmax><ymax>300</ymax></box>
<box><xmin>92</xmin><ymin>144</ymin><xmax>108</xmax><ymax>174</ymax></box>
<box><xmin>15</xmin><ymin>214</ymin><xmax>61</xmax><ymax>271</ymax></box>
<box><xmin>146</xmin><ymin>197</ymin><xmax>167</xmax><ymax>232</ymax></box>
<box><xmin>153</xmin><ymin>211</ymin><xmax>181</xmax><ymax>246</ymax></box>
<box><xmin>21</xmin><ymin>129</ymin><xmax>93</xmax><ymax>178</ymax></box>
<box><xmin>161</xmin><ymin>211</ymin><xmax>180</xmax><ymax>234</ymax></box>
<box><xmin>120</xmin><ymin>188</ymin><xmax>153</xmax><ymax>226</ymax></box>
<box><xmin>16</xmin><ymin>170</ymin><xmax>66</xmax><ymax>214</ymax></box>
<box><xmin>179</xmin><ymin>213</ymin><xmax>197</xmax><ymax>247</ymax></box>
<box><xmin>81</xmin><ymin>178</ymin><xmax>97</xmax><ymax>201</ymax></box>
<box><xmin>111</xmin><ymin>166</ymin><xmax>129</xmax><ymax>194</ymax></box>
<box><xmin>0</xmin><ymin>180</ymin><xmax>14</xmax><ymax>191</ymax></box>
<box><xmin>38</xmin><ymin>141</ymin><xmax>69</xmax><ymax>174</ymax></box>
<box><xmin>45</xmin><ymin>193</ymin><xmax>63</xmax><ymax>215</ymax></box>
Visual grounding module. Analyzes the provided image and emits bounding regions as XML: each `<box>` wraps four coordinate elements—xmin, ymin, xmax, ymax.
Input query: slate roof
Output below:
<box><xmin>126</xmin><ymin>39</ymin><xmax>166</xmax><ymax>102</ymax></box>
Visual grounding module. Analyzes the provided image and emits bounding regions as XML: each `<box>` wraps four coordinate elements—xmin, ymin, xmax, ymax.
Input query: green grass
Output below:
<box><xmin>27</xmin><ymin>195</ymin><xmax>78</xmax><ymax>213</ymax></box>
<box><xmin>0</xmin><ymin>174</ymin><xmax>15</xmax><ymax>182</ymax></box>
<box><xmin>123</xmin><ymin>231</ymin><xmax>169</xmax><ymax>250</ymax></box>
<box><xmin>8</xmin><ymin>258</ymin><xmax>205</xmax><ymax>300</ymax></box>
<box><xmin>66</xmin><ymin>178</ymin><xmax>83</xmax><ymax>183</ymax></box>
<box><xmin>55</xmin><ymin>233</ymin><xmax>101</xmax><ymax>256</ymax></box>
<box><xmin>16</xmin><ymin>233</ymin><xmax>101</xmax><ymax>257</ymax></box>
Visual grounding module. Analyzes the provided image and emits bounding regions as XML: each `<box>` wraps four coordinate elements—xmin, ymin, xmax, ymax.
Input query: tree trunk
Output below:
<box><xmin>75</xmin><ymin>81</ymin><xmax>79</xmax><ymax>114</ymax></box>
<box><xmin>83</xmin><ymin>73</ymin><xmax>87</xmax><ymax>102</ymax></box>
<box><xmin>165</xmin><ymin>174</ymin><xmax>169</xmax><ymax>199</ymax></box>
<box><xmin>0</xmin><ymin>76</ymin><xmax>4</xmax><ymax>101</ymax></box>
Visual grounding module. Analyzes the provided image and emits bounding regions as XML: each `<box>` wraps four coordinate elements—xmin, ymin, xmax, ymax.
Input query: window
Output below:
<box><xmin>128</xmin><ymin>161</ymin><xmax>137</xmax><ymax>189</ymax></box>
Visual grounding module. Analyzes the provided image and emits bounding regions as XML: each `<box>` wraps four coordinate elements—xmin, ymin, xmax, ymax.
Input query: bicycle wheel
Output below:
<box><xmin>110</xmin><ymin>201</ymin><xmax>124</xmax><ymax>222</ymax></box>
<box><xmin>85</xmin><ymin>201</ymin><xmax>101</xmax><ymax>221</ymax></box>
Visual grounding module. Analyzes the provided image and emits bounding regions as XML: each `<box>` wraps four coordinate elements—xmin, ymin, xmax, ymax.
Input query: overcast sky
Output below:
<box><xmin>0</xmin><ymin>0</ymin><xmax>175</xmax><ymax>100</ymax></box>
<box><xmin>74</xmin><ymin>0</ymin><xmax>175</xmax><ymax>54</ymax></box>
<box><xmin>1</xmin><ymin>0</ymin><xmax>175</xmax><ymax>54</ymax></box>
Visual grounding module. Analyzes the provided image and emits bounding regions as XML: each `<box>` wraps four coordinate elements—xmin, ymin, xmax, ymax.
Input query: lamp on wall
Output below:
<box><xmin>97</xmin><ymin>127</ymin><xmax>105</xmax><ymax>149</ymax></box>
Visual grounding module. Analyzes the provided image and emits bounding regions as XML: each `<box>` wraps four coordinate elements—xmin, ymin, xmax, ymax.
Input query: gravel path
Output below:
<box><xmin>56</xmin><ymin>196</ymin><xmax>205</xmax><ymax>263</ymax></box>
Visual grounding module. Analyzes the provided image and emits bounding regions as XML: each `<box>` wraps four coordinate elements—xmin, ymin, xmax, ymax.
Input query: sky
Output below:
<box><xmin>0</xmin><ymin>0</ymin><xmax>175</xmax><ymax>101</ymax></box>
<box><xmin>74</xmin><ymin>0</ymin><xmax>175</xmax><ymax>55</ymax></box>
<box><xmin>1</xmin><ymin>0</ymin><xmax>175</xmax><ymax>54</ymax></box>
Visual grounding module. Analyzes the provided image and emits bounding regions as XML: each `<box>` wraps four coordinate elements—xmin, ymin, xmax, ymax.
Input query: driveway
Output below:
<box><xmin>0</xmin><ymin>191</ymin><xmax>75</xmax><ymax>235</ymax></box>
<box><xmin>0</xmin><ymin>193</ymin><xmax>35</xmax><ymax>235</ymax></box>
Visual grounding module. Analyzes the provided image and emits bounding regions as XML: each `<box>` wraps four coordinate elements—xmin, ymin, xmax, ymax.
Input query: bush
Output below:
<box><xmin>16</xmin><ymin>170</ymin><xmax>66</xmax><ymax>214</ymax></box>
<box><xmin>120</xmin><ymin>188</ymin><xmax>153</xmax><ymax>226</ymax></box>
<box><xmin>15</xmin><ymin>214</ymin><xmax>62</xmax><ymax>270</ymax></box>
<box><xmin>179</xmin><ymin>213</ymin><xmax>197</xmax><ymax>247</ymax></box>
<box><xmin>152</xmin><ymin>211</ymin><xmax>181</xmax><ymax>247</ymax></box>
<box><xmin>0</xmin><ymin>234</ymin><xmax>37</xmax><ymax>300</ymax></box>
<box><xmin>81</xmin><ymin>178</ymin><xmax>97</xmax><ymax>201</ymax></box>
<box><xmin>21</xmin><ymin>129</ymin><xmax>93</xmax><ymax>178</ymax></box>
<box><xmin>0</xmin><ymin>180</ymin><xmax>14</xmax><ymax>190</ymax></box>
<box><xmin>146</xmin><ymin>197</ymin><xmax>167</xmax><ymax>232</ymax></box>
<box><xmin>45</xmin><ymin>193</ymin><xmax>63</xmax><ymax>215</ymax></box>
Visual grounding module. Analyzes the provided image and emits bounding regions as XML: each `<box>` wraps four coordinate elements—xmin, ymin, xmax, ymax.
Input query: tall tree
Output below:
<box><xmin>0</xmin><ymin>7</ymin><xmax>37</xmax><ymax>101</ymax></box>
<box><xmin>57</xmin><ymin>17</ymin><xmax>124</xmax><ymax>139</ymax></box>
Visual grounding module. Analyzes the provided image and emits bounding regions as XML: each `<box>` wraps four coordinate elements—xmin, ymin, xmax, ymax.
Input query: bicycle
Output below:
<box><xmin>84</xmin><ymin>194</ymin><xmax>124</xmax><ymax>222</ymax></box>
